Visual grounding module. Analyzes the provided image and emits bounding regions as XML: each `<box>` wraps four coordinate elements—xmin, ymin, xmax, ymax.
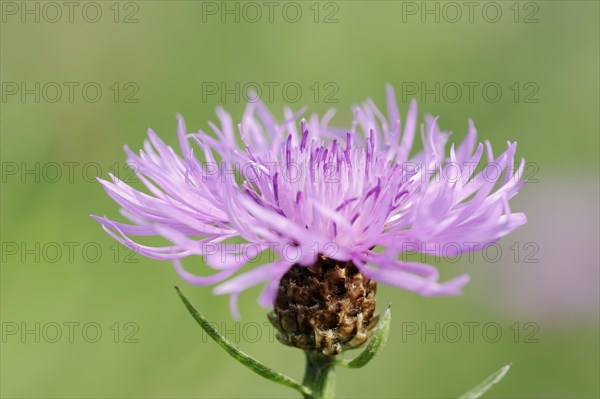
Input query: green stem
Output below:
<box><xmin>302</xmin><ymin>352</ymin><xmax>336</xmax><ymax>399</ymax></box>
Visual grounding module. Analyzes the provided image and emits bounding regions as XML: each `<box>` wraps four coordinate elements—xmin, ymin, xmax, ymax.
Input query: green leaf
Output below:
<box><xmin>337</xmin><ymin>304</ymin><xmax>391</xmax><ymax>369</ymax></box>
<box><xmin>175</xmin><ymin>287</ymin><xmax>311</xmax><ymax>397</ymax></box>
<box><xmin>458</xmin><ymin>363</ymin><xmax>512</xmax><ymax>399</ymax></box>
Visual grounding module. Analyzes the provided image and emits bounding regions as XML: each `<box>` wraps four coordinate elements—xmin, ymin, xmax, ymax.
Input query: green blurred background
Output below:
<box><xmin>1</xmin><ymin>1</ymin><xmax>599</xmax><ymax>398</ymax></box>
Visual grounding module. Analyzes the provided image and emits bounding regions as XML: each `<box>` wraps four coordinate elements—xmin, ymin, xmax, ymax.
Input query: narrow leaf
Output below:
<box><xmin>337</xmin><ymin>304</ymin><xmax>391</xmax><ymax>368</ymax></box>
<box><xmin>458</xmin><ymin>363</ymin><xmax>512</xmax><ymax>399</ymax></box>
<box><xmin>175</xmin><ymin>287</ymin><xmax>311</xmax><ymax>397</ymax></box>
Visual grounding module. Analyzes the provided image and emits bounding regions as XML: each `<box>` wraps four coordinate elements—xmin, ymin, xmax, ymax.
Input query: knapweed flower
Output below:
<box><xmin>93</xmin><ymin>85</ymin><xmax>526</xmax><ymax>355</ymax></box>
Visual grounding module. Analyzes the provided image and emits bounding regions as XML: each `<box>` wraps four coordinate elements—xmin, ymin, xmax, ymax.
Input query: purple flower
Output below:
<box><xmin>93</xmin><ymin>85</ymin><xmax>526</xmax><ymax>319</ymax></box>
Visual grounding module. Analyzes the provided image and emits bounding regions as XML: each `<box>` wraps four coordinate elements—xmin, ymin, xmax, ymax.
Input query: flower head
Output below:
<box><xmin>93</xmin><ymin>85</ymin><xmax>526</xmax><ymax>321</ymax></box>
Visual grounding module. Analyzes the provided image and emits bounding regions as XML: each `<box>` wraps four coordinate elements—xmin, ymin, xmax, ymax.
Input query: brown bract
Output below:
<box><xmin>268</xmin><ymin>257</ymin><xmax>379</xmax><ymax>356</ymax></box>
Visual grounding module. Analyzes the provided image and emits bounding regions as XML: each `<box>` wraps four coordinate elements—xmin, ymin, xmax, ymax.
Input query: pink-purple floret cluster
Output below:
<box><xmin>93</xmin><ymin>85</ymin><xmax>526</xmax><ymax>318</ymax></box>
